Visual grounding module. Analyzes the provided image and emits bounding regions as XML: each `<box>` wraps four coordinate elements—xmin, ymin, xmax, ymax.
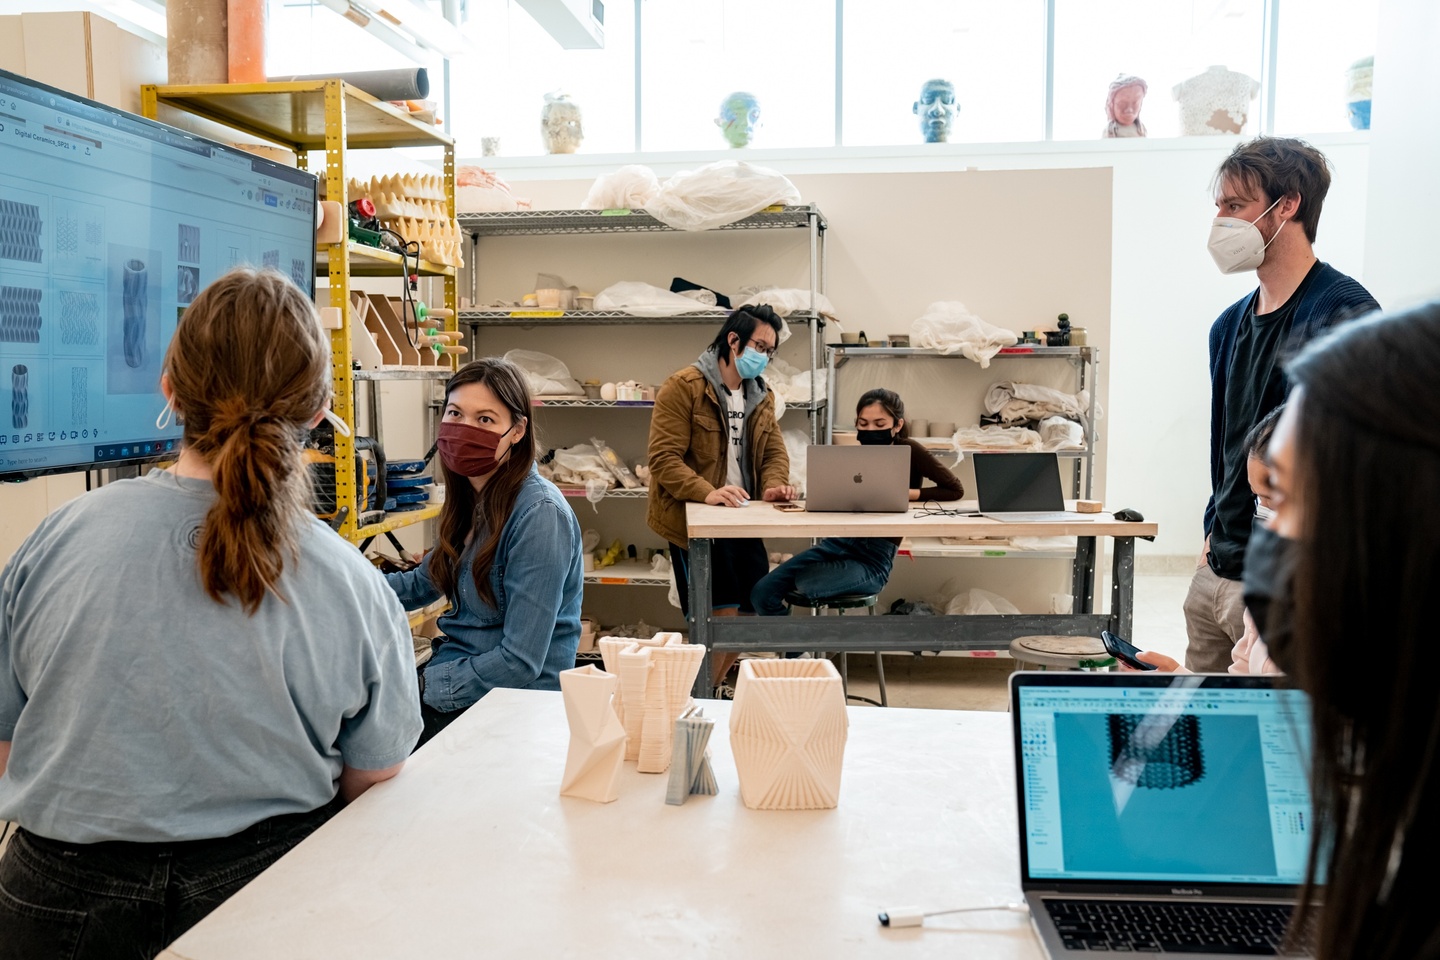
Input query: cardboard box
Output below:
<box><xmin>0</xmin><ymin>12</ymin><xmax>164</xmax><ymax>115</ymax></box>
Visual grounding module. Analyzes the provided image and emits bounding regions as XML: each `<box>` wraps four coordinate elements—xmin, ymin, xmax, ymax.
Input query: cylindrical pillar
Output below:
<box><xmin>227</xmin><ymin>0</ymin><xmax>266</xmax><ymax>84</ymax></box>
<box><xmin>168</xmin><ymin>0</ymin><xmax>228</xmax><ymax>84</ymax></box>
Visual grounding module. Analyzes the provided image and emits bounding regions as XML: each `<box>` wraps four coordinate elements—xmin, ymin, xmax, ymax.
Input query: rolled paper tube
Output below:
<box><xmin>269</xmin><ymin>68</ymin><xmax>429</xmax><ymax>101</ymax></box>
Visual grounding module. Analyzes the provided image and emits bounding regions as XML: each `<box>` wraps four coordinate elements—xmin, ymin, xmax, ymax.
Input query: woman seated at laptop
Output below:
<box><xmin>752</xmin><ymin>388</ymin><xmax>961</xmax><ymax>615</ymax></box>
<box><xmin>1164</xmin><ymin>305</ymin><xmax>1438</xmax><ymax>958</ymax></box>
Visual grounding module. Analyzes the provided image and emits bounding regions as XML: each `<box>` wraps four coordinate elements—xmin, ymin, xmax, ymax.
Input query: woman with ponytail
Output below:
<box><xmin>386</xmin><ymin>357</ymin><xmax>583</xmax><ymax>747</ymax></box>
<box><xmin>0</xmin><ymin>269</ymin><xmax>421</xmax><ymax>959</ymax></box>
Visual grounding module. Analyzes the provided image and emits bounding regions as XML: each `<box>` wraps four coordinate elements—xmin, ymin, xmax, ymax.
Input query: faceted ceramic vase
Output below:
<box><xmin>558</xmin><ymin>665</ymin><xmax>626</xmax><ymax>803</ymax></box>
<box><xmin>729</xmin><ymin>659</ymin><xmax>848</xmax><ymax>810</ymax></box>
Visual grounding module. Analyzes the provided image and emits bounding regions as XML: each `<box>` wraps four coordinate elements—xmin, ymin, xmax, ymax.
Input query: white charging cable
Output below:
<box><xmin>878</xmin><ymin>903</ymin><xmax>1030</xmax><ymax>928</ymax></box>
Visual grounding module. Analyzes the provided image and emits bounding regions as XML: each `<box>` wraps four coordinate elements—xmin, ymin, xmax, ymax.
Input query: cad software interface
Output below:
<box><xmin>1018</xmin><ymin>683</ymin><xmax>1314</xmax><ymax>885</ymax></box>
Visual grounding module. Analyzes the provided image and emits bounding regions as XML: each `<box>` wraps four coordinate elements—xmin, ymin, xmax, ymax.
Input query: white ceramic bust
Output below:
<box><xmin>541</xmin><ymin>93</ymin><xmax>584</xmax><ymax>155</ymax></box>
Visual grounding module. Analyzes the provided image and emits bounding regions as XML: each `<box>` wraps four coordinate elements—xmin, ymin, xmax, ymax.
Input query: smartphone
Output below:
<box><xmin>774</xmin><ymin>501</ymin><xmax>806</xmax><ymax>513</ymax></box>
<box><xmin>1101</xmin><ymin>630</ymin><xmax>1157</xmax><ymax>671</ymax></box>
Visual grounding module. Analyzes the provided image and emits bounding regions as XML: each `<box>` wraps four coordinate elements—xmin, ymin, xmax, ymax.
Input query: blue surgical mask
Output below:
<box><xmin>735</xmin><ymin>346</ymin><xmax>769</xmax><ymax>379</ymax></box>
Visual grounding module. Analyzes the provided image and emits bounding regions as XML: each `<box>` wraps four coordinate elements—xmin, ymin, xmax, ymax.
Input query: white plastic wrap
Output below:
<box><xmin>550</xmin><ymin>444</ymin><xmax>613</xmax><ymax>485</ymax></box>
<box><xmin>505</xmin><ymin>349</ymin><xmax>584</xmax><ymax>396</ymax></box>
<box><xmin>590</xmin><ymin>436</ymin><xmax>643</xmax><ymax>490</ymax></box>
<box><xmin>951</xmin><ymin>425</ymin><xmax>1042</xmax><ymax>450</ymax></box>
<box><xmin>1037</xmin><ymin>415</ymin><xmax>1085</xmax><ymax>451</ymax></box>
<box><xmin>983</xmin><ymin>381</ymin><xmax>1092</xmax><ymax>430</ymax></box>
<box><xmin>643</xmin><ymin>160</ymin><xmax>801</xmax><ymax>232</ymax></box>
<box><xmin>766</xmin><ymin>357</ymin><xmax>826</xmax><ymax>407</ymax></box>
<box><xmin>781</xmin><ymin>428</ymin><xmax>810</xmax><ymax>494</ymax></box>
<box><xmin>944</xmin><ymin>588</ymin><xmax>1022</xmax><ymax>617</ymax></box>
<box><xmin>592</xmin><ymin>282</ymin><xmax>717</xmax><ymax>317</ymax></box>
<box><xmin>582</xmin><ymin>165</ymin><xmax>661</xmax><ymax>209</ymax></box>
<box><xmin>735</xmin><ymin>286</ymin><xmax>838</xmax><ymax>321</ymax></box>
<box><xmin>910</xmin><ymin>302</ymin><xmax>1018</xmax><ymax>367</ymax></box>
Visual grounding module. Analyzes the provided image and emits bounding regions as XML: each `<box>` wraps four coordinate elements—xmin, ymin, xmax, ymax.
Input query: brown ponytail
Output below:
<box><xmin>164</xmin><ymin>269</ymin><xmax>330</xmax><ymax>614</ymax></box>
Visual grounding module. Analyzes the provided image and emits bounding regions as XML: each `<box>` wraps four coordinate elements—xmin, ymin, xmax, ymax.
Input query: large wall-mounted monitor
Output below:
<box><xmin>0</xmin><ymin>68</ymin><xmax>318</xmax><ymax>482</ymax></box>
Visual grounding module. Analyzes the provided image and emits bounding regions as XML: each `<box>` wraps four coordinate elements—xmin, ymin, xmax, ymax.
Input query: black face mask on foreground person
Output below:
<box><xmin>1242</xmin><ymin>521</ymin><xmax>1298</xmax><ymax>673</ymax></box>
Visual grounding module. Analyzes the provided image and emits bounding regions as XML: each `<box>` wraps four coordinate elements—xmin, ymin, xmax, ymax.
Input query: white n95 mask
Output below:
<box><xmin>1207</xmin><ymin>195</ymin><xmax>1285</xmax><ymax>275</ymax></box>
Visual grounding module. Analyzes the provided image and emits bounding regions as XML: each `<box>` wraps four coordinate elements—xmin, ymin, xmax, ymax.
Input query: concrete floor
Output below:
<box><xmin>839</xmin><ymin>574</ymin><xmax>1193</xmax><ymax>711</ymax></box>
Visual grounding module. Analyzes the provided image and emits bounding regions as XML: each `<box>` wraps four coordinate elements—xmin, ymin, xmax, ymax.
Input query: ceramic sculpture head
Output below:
<box><xmin>541</xmin><ymin>93</ymin><xmax>584</xmax><ymax>154</ymax></box>
<box><xmin>913</xmin><ymin>78</ymin><xmax>957</xmax><ymax>143</ymax></box>
<box><xmin>1105</xmin><ymin>74</ymin><xmax>1148</xmax><ymax>137</ymax></box>
<box><xmin>715</xmin><ymin>91</ymin><xmax>761</xmax><ymax>148</ymax></box>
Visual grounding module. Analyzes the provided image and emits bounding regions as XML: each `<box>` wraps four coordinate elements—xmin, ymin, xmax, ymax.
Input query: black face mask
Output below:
<box><xmin>856</xmin><ymin>428</ymin><xmax>898</xmax><ymax>445</ymax></box>
<box><xmin>1242</xmin><ymin>521</ymin><xmax>1297</xmax><ymax>673</ymax></box>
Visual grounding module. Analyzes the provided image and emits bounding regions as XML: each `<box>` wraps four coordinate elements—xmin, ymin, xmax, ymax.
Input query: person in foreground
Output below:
<box><xmin>387</xmin><ymin>358</ymin><xmax>583</xmax><ymax>748</ymax></box>
<box><xmin>752</xmin><ymin>388</ymin><xmax>961</xmax><ymax>615</ymax></box>
<box><xmin>0</xmin><ymin>269</ymin><xmax>422</xmax><ymax>959</ymax></box>
<box><xmin>1261</xmin><ymin>305</ymin><xmax>1440</xmax><ymax>958</ymax></box>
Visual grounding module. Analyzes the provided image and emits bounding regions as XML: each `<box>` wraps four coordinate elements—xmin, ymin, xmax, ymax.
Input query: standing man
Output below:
<box><xmin>647</xmin><ymin>305</ymin><xmax>795</xmax><ymax>690</ymax></box>
<box><xmin>1186</xmin><ymin>137</ymin><xmax>1379</xmax><ymax>672</ymax></box>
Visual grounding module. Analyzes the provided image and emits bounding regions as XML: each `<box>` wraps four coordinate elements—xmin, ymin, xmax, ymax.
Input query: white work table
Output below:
<box><xmin>159</xmin><ymin>689</ymin><xmax>1041</xmax><ymax>960</ymax></box>
<box><xmin>685</xmin><ymin>502</ymin><xmax>1158</xmax><ymax>694</ymax></box>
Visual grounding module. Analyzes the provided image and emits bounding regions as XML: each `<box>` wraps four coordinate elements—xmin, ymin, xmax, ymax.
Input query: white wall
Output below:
<box><xmin>486</xmin><ymin>134</ymin><xmax>1371</xmax><ymax>566</ymax></box>
<box><xmin>1362</xmin><ymin>0</ymin><xmax>1440</xmax><ymax>310</ymax></box>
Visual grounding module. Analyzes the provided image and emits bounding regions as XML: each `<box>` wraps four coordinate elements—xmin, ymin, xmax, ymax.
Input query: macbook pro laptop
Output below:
<box><xmin>974</xmin><ymin>452</ymin><xmax>1094</xmax><ymax>522</ymax></box>
<box><xmin>804</xmin><ymin>445</ymin><xmax>910</xmax><ymax>513</ymax></box>
<box><xmin>1011</xmin><ymin>672</ymin><xmax>1317</xmax><ymax>958</ymax></box>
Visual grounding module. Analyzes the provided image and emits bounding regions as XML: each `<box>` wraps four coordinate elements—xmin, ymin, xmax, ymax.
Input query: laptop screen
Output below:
<box><xmin>974</xmin><ymin>453</ymin><xmax>1065</xmax><ymax>512</ymax></box>
<box><xmin>1013</xmin><ymin>675</ymin><xmax>1315</xmax><ymax>887</ymax></box>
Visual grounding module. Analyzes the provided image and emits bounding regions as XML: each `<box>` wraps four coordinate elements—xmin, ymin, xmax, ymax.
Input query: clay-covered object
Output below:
<box><xmin>729</xmin><ymin>658</ymin><xmax>848</xmax><ymax>810</ymax></box>
<box><xmin>597</xmin><ymin>632</ymin><xmax>705</xmax><ymax>773</ymax></box>
<box><xmin>559</xmin><ymin>665</ymin><xmax>627</xmax><ymax>803</ymax></box>
<box><xmin>1172</xmin><ymin>66</ymin><xmax>1259</xmax><ymax>136</ymax></box>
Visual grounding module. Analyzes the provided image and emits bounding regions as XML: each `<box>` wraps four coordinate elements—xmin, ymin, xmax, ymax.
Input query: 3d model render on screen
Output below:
<box><xmin>122</xmin><ymin>259</ymin><xmax>148</xmax><ymax>368</ymax></box>
<box><xmin>10</xmin><ymin>363</ymin><xmax>27</xmax><ymax>430</ymax></box>
<box><xmin>1107</xmin><ymin>713</ymin><xmax>1206</xmax><ymax>790</ymax></box>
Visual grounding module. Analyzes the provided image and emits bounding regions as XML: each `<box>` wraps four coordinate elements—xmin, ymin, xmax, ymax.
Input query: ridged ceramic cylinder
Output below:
<box><xmin>122</xmin><ymin>259</ymin><xmax>147</xmax><ymax>368</ymax></box>
<box><xmin>11</xmin><ymin>364</ymin><xmax>28</xmax><ymax>430</ymax></box>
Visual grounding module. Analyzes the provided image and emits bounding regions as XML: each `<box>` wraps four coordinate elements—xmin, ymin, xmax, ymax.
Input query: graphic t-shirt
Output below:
<box><xmin>724</xmin><ymin>385</ymin><xmax>745</xmax><ymax>490</ymax></box>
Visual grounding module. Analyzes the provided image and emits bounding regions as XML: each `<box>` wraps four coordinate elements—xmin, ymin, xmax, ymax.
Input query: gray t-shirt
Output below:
<box><xmin>0</xmin><ymin>470</ymin><xmax>422</xmax><ymax>843</ymax></box>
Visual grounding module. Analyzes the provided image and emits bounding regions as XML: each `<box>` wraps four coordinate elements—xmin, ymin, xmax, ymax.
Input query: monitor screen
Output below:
<box><xmin>1014</xmin><ymin>676</ymin><xmax>1316</xmax><ymax>887</ymax></box>
<box><xmin>0</xmin><ymin>68</ymin><xmax>317</xmax><ymax>482</ymax></box>
<box><xmin>973</xmin><ymin>452</ymin><xmax>1065</xmax><ymax>512</ymax></box>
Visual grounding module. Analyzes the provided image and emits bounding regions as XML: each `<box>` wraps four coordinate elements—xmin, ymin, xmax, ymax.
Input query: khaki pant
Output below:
<box><xmin>1183</xmin><ymin>562</ymin><xmax>1246</xmax><ymax>673</ymax></box>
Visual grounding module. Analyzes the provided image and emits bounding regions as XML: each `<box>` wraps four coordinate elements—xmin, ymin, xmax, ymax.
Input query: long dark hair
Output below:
<box><xmin>165</xmin><ymin>268</ymin><xmax>330</xmax><ymax>614</ymax></box>
<box><xmin>856</xmin><ymin>387</ymin><xmax>910</xmax><ymax>440</ymax></box>
<box><xmin>429</xmin><ymin>358</ymin><xmax>537</xmax><ymax>608</ymax></box>
<box><xmin>1284</xmin><ymin>303</ymin><xmax>1440</xmax><ymax>959</ymax></box>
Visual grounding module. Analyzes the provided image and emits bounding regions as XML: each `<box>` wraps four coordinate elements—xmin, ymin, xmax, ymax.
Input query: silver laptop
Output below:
<box><xmin>974</xmin><ymin>451</ymin><xmax>1093</xmax><ymax>522</ymax></box>
<box><xmin>804</xmin><ymin>445</ymin><xmax>910</xmax><ymax>513</ymax></box>
<box><xmin>1011</xmin><ymin>672</ymin><xmax>1316</xmax><ymax>958</ymax></box>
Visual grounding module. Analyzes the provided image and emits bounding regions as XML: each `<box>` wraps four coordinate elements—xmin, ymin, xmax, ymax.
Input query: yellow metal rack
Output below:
<box><xmin>140</xmin><ymin>80</ymin><xmax>457</xmax><ymax>542</ymax></box>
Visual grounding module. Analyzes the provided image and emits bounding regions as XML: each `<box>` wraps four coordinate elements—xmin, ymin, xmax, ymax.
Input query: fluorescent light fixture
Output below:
<box><xmin>315</xmin><ymin>0</ymin><xmax>434</xmax><ymax>62</ymax></box>
<box><xmin>516</xmin><ymin>0</ymin><xmax>604</xmax><ymax>49</ymax></box>
<box><xmin>316</xmin><ymin>0</ymin><xmax>472</xmax><ymax>58</ymax></box>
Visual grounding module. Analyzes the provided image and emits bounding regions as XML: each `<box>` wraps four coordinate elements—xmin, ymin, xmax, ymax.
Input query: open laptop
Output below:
<box><xmin>1011</xmin><ymin>672</ymin><xmax>1317</xmax><ymax>958</ymax></box>
<box><xmin>804</xmin><ymin>445</ymin><xmax>910</xmax><ymax>513</ymax></box>
<box><xmin>974</xmin><ymin>452</ymin><xmax>1094</xmax><ymax>522</ymax></box>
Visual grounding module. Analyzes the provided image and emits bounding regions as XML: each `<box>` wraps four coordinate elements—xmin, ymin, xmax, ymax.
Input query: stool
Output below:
<box><xmin>1009</xmin><ymin>635</ymin><xmax>1116</xmax><ymax>671</ymax></box>
<box><xmin>784</xmin><ymin>591</ymin><xmax>888</xmax><ymax>707</ymax></box>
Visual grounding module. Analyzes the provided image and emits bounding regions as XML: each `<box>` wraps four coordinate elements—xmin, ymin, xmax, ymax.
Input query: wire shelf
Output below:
<box><xmin>830</xmin><ymin>345</ymin><xmax>1097</xmax><ymax>360</ymax></box>
<box><xmin>462</xmin><ymin>309</ymin><xmax>821</xmax><ymax>327</ymax></box>
<box><xmin>458</xmin><ymin>204</ymin><xmax>825</xmax><ymax>236</ymax></box>
<box><xmin>557</xmin><ymin>487</ymin><xmax>648</xmax><ymax>499</ymax></box>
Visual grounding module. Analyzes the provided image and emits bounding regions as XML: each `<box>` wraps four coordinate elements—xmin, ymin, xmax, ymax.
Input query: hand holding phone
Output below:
<box><xmin>1101</xmin><ymin>630</ymin><xmax>1157</xmax><ymax>671</ymax></box>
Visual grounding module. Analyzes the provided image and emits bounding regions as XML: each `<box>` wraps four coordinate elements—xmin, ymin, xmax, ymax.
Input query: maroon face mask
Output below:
<box><xmin>436</xmin><ymin>420</ymin><xmax>516</xmax><ymax>478</ymax></box>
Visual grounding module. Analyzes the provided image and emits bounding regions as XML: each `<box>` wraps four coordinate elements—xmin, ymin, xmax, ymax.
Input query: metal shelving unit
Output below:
<box><xmin>458</xmin><ymin>204</ymin><xmax>823</xmax><ymax>236</ymax></box>
<box><xmin>460</xmin><ymin>309</ymin><xmax>820</xmax><ymax>327</ymax></box>
<box><xmin>143</xmin><ymin>80</ymin><xmax>458</xmax><ymax>543</ymax></box>
<box><xmin>826</xmin><ymin>344</ymin><xmax>1100</xmax><ymax>499</ymax></box>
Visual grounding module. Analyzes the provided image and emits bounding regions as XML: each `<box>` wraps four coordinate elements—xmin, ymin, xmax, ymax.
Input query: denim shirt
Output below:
<box><xmin>386</xmin><ymin>465</ymin><xmax>583</xmax><ymax>712</ymax></box>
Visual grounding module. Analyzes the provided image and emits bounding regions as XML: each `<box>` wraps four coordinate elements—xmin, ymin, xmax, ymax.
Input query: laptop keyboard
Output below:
<box><xmin>1043</xmin><ymin>899</ymin><xmax>1308</xmax><ymax>954</ymax></box>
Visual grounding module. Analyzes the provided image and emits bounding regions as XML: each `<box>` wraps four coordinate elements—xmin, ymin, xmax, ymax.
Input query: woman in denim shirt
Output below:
<box><xmin>387</xmin><ymin>358</ymin><xmax>583</xmax><ymax>747</ymax></box>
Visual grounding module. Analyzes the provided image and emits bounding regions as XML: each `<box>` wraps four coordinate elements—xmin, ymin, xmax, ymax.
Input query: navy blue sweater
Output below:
<box><xmin>1204</xmin><ymin>262</ymin><xmax>1379</xmax><ymax>569</ymax></box>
